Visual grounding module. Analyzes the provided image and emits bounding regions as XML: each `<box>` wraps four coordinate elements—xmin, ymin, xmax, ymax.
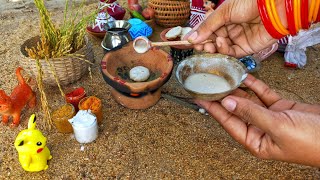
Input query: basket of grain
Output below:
<box><xmin>20</xmin><ymin>36</ymin><xmax>94</xmax><ymax>86</ymax></box>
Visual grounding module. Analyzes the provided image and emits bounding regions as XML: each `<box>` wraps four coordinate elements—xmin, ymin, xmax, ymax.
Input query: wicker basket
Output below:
<box><xmin>148</xmin><ymin>0</ymin><xmax>190</xmax><ymax>27</ymax></box>
<box><xmin>20</xmin><ymin>36</ymin><xmax>95</xmax><ymax>86</ymax></box>
<box><xmin>118</xmin><ymin>0</ymin><xmax>149</xmax><ymax>8</ymax></box>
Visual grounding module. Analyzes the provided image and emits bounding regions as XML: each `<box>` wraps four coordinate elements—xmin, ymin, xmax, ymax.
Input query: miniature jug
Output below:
<box><xmin>101</xmin><ymin>20</ymin><xmax>132</xmax><ymax>52</ymax></box>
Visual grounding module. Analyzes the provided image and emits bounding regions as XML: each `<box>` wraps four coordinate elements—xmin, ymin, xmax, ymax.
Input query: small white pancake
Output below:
<box><xmin>165</xmin><ymin>26</ymin><xmax>182</xmax><ymax>40</ymax></box>
<box><xmin>129</xmin><ymin>66</ymin><xmax>150</xmax><ymax>82</ymax></box>
<box><xmin>180</xmin><ymin>27</ymin><xmax>192</xmax><ymax>37</ymax></box>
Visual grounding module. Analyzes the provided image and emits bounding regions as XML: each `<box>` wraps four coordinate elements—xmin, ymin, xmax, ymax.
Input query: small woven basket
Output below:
<box><xmin>148</xmin><ymin>0</ymin><xmax>190</xmax><ymax>27</ymax></box>
<box><xmin>20</xmin><ymin>36</ymin><xmax>95</xmax><ymax>86</ymax></box>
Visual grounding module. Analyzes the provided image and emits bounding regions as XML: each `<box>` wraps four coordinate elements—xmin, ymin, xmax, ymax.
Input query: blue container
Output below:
<box><xmin>128</xmin><ymin>18</ymin><xmax>153</xmax><ymax>40</ymax></box>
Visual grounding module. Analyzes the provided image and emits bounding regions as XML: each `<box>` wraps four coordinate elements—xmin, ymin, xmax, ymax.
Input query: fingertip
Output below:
<box><xmin>187</xmin><ymin>31</ymin><xmax>198</xmax><ymax>43</ymax></box>
<box><xmin>203</xmin><ymin>43</ymin><xmax>216</xmax><ymax>53</ymax></box>
<box><xmin>193</xmin><ymin>99</ymin><xmax>202</xmax><ymax>106</ymax></box>
<box><xmin>193</xmin><ymin>44</ymin><xmax>204</xmax><ymax>52</ymax></box>
<box><xmin>243</xmin><ymin>74</ymin><xmax>255</xmax><ymax>85</ymax></box>
<box><xmin>216</xmin><ymin>40</ymin><xmax>222</xmax><ymax>48</ymax></box>
<box><xmin>215</xmin><ymin>37</ymin><xmax>232</xmax><ymax>55</ymax></box>
<box><xmin>194</xmin><ymin>98</ymin><xmax>208</xmax><ymax>106</ymax></box>
<box><xmin>221</xmin><ymin>97</ymin><xmax>237</xmax><ymax>112</ymax></box>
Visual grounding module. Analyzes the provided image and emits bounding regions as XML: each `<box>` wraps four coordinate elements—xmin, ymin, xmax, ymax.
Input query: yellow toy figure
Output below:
<box><xmin>14</xmin><ymin>114</ymin><xmax>52</xmax><ymax>172</ymax></box>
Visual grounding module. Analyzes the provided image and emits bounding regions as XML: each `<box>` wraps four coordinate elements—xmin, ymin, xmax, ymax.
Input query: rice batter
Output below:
<box><xmin>184</xmin><ymin>73</ymin><xmax>231</xmax><ymax>94</ymax></box>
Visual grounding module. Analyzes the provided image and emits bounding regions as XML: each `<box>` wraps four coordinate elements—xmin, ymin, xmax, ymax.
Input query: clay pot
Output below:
<box><xmin>100</xmin><ymin>1</ymin><xmax>126</xmax><ymax>20</ymax></box>
<box><xmin>86</xmin><ymin>13</ymin><xmax>115</xmax><ymax>38</ymax></box>
<box><xmin>128</xmin><ymin>0</ymin><xmax>142</xmax><ymax>12</ymax></box>
<box><xmin>100</xmin><ymin>42</ymin><xmax>173</xmax><ymax>109</ymax></box>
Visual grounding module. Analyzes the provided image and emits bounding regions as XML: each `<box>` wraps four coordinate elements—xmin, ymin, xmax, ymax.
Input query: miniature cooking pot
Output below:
<box><xmin>101</xmin><ymin>20</ymin><xmax>132</xmax><ymax>52</ymax></box>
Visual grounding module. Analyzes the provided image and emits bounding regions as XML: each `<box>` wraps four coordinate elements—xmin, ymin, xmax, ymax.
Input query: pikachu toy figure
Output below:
<box><xmin>14</xmin><ymin>114</ymin><xmax>52</xmax><ymax>172</ymax></box>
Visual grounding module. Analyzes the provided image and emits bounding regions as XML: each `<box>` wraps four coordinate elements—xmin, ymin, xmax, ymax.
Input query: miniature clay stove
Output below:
<box><xmin>100</xmin><ymin>42</ymin><xmax>173</xmax><ymax>109</ymax></box>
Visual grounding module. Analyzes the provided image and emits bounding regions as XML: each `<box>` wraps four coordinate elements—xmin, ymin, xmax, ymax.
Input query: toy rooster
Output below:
<box><xmin>14</xmin><ymin>114</ymin><xmax>52</xmax><ymax>172</ymax></box>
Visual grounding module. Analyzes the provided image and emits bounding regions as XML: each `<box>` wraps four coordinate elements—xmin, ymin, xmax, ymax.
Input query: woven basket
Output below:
<box><xmin>148</xmin><ymin>0</ymin><xmax>190</xmax><ymax>27</ymax></box>
<box><xmin>118</xmin><ymin>0</ymin><xmax>149</xmax><ymax>8</ymax></box>
<box><xmin>20</xmin><ymin>36</ymin><xmax>95</xmax><ymax>86</ymax></box>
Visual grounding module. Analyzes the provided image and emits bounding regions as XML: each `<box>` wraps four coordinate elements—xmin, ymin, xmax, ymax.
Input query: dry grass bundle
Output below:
<box><xmin>25</xmin><ymin>0</ymin><xmax>96</xmax><ymax>129</ymax></box>
<box><xmin>26</xmin><ymin>0</ymin><xmax>96</xmax><ymax>59</ymax></box>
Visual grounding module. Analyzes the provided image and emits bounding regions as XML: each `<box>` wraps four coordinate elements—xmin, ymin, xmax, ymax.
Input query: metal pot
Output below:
<box><xmin>101</xmin><ymin>20</ymin><xmax>132</xmax><ymax>52</ymax></box>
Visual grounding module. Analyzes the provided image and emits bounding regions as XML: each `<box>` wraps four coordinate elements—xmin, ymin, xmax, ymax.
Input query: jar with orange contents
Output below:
<box><xmin>78</xmin><ymin>96</ymin><xmax>103</xmax><ymax>124</ymax></box>
<box><xmin>52</xmin><ymin>103</ymin><xmax>75</xmax><ymax>133</ymax></box>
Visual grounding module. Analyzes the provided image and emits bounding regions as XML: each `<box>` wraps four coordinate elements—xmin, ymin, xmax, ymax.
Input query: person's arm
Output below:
<box><xmin>195</xmin><ymin>74</ymin><xmax>320</xmax><ymax>167</ymax></box>
<box><xmin>185</xmin><ymin>0</ymin><xmax>319</xmax><ymax>57</ymax></box>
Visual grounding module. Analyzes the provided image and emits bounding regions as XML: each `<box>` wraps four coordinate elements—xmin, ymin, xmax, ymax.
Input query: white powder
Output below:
<box><xmin>184</xmin><ymin>73</ymin><xmax>231</xmax><ymax>94</ymax></box>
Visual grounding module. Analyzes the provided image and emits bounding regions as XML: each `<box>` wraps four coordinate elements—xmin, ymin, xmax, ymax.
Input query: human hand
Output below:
<box><xmin>185</xmin><ymin>0</ymin><xmax>287</xmax><ymax>58</ymax></box>
<box><xmin>195</xmin><ymin>74</ymin><xmax>320</xmax><ymax>167</ymax></box>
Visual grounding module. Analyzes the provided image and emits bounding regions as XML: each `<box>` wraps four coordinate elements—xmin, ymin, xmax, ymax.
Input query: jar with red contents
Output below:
<box><xmin>65</xmin><ymin>87</ymin><xmax>86</xmax><ymax>111</ymax></box>
<box><xmin>100</xmin><ymin>0</ymin><xmax>126</xmax><ymax>20</ymax></box>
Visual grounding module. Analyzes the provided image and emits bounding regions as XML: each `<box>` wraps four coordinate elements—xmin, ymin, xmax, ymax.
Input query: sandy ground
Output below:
<box><xmin>0</xmin><ymin>0</ymin><xmax>320</xmax><ymax>179</ymax></box>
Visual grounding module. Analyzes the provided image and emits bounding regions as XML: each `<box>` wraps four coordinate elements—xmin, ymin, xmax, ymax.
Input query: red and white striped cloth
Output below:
<box><xmin>189</xmin><ymin>0</ymin><xmax>206</xmax><ymax>28</ymax></box>
<box><xmin>189</xmin><ymin>0</ymin><xmax>225</xmax><ymax>27</ymax></box>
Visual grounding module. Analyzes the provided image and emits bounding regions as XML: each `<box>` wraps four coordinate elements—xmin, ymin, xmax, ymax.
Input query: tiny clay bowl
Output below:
<box><xmin>101</xmin><ymin>41</ymin><xmax>173</xmax><ymax>109</ymax></box>
<box><xmin>175</xmin><ymin>53</ymin><xmax>248</xmax><ymax>101</ymax></box>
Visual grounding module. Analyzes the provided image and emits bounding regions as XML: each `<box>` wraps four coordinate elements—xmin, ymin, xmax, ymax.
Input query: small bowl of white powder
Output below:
<box><xmin>175</xmin><ymin>54</ymin><xmax>247</xmax><ymax>101</ymax></box>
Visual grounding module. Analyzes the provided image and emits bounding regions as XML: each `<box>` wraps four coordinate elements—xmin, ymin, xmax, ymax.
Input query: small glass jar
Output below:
<box><xmin>52</xmin><ymin>103</ymin><xmax>76</xmax><ymax>133</ymax></box>
<box><xmin>78</xmin><ymin>96</ymin><xmax>103</xmax><ymax>124</ymax></box>
<box><xmin>65</xmin><ymin>87</ymin><xmax>86</xmax><ymax>112</ymax></box>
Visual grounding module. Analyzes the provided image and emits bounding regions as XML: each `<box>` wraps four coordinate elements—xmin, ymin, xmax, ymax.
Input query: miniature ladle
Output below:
<box><xmin>133</xmin><ymin>36</ymin><xmax>212</xmax><ymax>54</ymax></box>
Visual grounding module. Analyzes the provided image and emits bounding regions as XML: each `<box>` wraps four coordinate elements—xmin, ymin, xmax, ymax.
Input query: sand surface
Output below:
<box><xmin>1</xmin><ymin>0</ymin><xmax>320</xmax><ymax>179</ymax></box>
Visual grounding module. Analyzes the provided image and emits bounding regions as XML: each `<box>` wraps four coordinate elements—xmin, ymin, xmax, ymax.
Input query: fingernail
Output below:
<box><xmin>222</xmin><ymin>98</ymin><xmax>237</xmax><ymax>112</ymax></box>
<box><xmin>217</xmin><ymin>41</ymin><xmax>222</xmax><ymax>48</ymax></box>
<box><xmin>188</xmin><ymin>31</ymin><xmax>198</xmax><ymax>42</ymax></box>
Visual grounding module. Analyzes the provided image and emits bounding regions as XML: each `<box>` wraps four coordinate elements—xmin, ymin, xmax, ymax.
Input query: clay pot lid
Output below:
<box><xmin>160</xmin><ymin>28</ymin><xmax>194</xmax><ymax>50</ymax></box>
<box><xmin>101</xmin><ymin>41</ymin><xmax>173</xmax><ymax>94</ymax></box>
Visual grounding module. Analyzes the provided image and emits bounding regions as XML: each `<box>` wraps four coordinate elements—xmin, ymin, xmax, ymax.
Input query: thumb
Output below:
<box><xmin>187</xmin><ymin>4</ymin><xmax>229</xmax><ymax>44</ymax></box>
<box><xmin>221</xmin><ymin>96</ymin><xmax>276</xmax><ymax>133</ymax></box>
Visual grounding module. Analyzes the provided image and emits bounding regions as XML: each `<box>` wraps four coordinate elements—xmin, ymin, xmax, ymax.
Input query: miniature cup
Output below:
<box><xmin>65</xmin><ymin>87</ymin><xmax>86</xmax><ymax>112</ymax></box>
<box><xmin>78</xmin><ymin>96</ymin><xmax>103</xmax><ymax>124</ymax></box>
<box><xmin>52</xmin><ymin>103</ymin><xmax>75</xmax><ymax>133</ymax></box>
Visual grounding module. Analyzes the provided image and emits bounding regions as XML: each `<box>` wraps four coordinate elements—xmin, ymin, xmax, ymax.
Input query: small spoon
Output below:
<box><xmin>133</xmin><ymin>36</ymin><xmax>212</xmax><ymax>54</ymax></box>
